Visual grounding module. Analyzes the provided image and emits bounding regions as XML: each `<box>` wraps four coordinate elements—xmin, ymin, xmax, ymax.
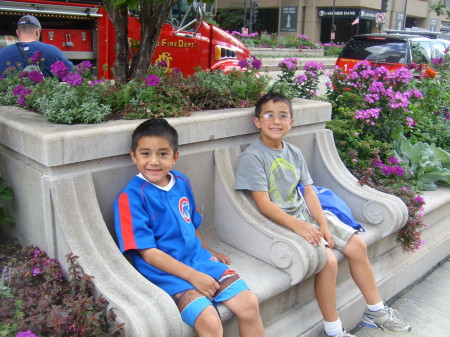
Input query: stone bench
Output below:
<box><xmin>1</xmin><ymin>101</ymin><xmax>449</xmax><ymax>337</ymax></box>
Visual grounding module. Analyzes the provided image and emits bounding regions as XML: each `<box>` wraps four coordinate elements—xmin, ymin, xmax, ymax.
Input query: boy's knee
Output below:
<box><xmin>234</xmin><ymin>290</ymin><xmax>261</xmax><ymax>321</ymax></box>
<box><xmin>195</xmin><ymin>306</ymin><xmax>223</xmax><ymax>335</ymax></box>
<box><xmin>325</xmin><ymin>248</ymin><xmax>338</xmax><ymax>271</ymax></box>
<box><xmin>345</xmin><ymin>234</ymin><xmax>368</xmax><ymax>257</ymax></box>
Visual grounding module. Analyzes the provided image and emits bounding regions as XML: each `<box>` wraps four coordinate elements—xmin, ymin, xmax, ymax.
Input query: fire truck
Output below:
<box><xmin>0</xmin><ymin>0</ymin><xmax>250</xmax><ymax>78</ymax></box>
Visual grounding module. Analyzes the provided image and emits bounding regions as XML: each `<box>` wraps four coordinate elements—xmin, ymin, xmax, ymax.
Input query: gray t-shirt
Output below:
<box><xmin>235</xmin><ymin>138</ymin><xmax>313</xmax><ymax>221</ymax></box>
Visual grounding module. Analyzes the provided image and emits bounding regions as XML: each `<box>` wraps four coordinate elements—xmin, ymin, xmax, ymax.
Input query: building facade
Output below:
<box><xmin>216</xmin><ymin>0</ymin><xmax>448</xmax><ymax>43</ymax></box>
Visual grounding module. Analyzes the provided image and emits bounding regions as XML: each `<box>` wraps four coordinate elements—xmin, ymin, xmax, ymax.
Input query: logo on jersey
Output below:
<box><xmin>179</xmin><ymin>197</ymin><xmax>191</xmax><ymax>223</ymax></box>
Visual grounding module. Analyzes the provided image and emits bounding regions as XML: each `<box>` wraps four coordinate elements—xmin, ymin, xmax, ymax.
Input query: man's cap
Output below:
<box><xmin>17</xmin><ymin>15</ymin><xmax>41</xmax><ymax>29</ymax></box>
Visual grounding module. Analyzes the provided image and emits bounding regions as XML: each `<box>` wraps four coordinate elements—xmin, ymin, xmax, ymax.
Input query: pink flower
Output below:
<box><xmin>406</xmin><ymin>117</ymin><xmax>415</xmax><ymax>126</ymax></box>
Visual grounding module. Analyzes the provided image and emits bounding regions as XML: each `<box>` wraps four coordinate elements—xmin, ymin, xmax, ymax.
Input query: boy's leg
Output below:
<box><xmin>194</xmin><ymin>305</ymin><xmax>224</xmax><ymax>337</ymax></box>
<box><xmin>343</xmin><ymin>231</ymin><xmax>411</xmax><ymax>333</ymax></box>
<box><xmin>172</xmin><ymin>289</ymin><xmax>223</xmax><ymax>336</ymax></box>
<box><xmin>343</xmin><ymin>234</ymin><xmax>381</xmax><ymax>305</ymax></box>
<box><xmin>213</xmin><ymin>270</ymin><xmax>264</xmax><ymax>337</ymax></box>
<box><xmin>223</xmin><ymin>290</ymin><xmax>265</xmax><ymax>337</ymax></box>
<box><xmin>314</xmin><ymin>248</ymin><xmax>339</xmax><ymax>322</ymax></box>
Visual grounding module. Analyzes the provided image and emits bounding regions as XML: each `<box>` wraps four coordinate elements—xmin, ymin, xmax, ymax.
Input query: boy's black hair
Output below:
<box><xmin>254</xmin><ymin>92</ymin><xmax>293</xmax><ymax>118</ymax></box>
<box><xmin>130</xmin><ymin>118</ymin><xmax>178</xmax><ymax>153</ymax></box>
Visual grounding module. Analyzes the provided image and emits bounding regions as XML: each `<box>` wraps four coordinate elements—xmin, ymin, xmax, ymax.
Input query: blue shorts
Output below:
<box><xmin>171</xmin><ymin>270</ymin><xmax>249</xmax><ymax>327</ymax></box>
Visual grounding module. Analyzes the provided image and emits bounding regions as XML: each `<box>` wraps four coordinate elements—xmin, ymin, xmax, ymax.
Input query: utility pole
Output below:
<box><xmin>243</xmin><ymin>0</ymin><xmax>247</xmax><ymax>30</ymax></box>
<box><xmin>331</xmin><ymin>0</ymin><xmax>336</xmax><ymax>42</ymax></box>
<box><xmin>249</xmin><ymin>0</ymin><xmax>253</xmax><ymax>34</ymax></box>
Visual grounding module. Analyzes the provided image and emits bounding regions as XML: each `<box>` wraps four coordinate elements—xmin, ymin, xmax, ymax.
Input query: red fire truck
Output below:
<box><xmin>0</xmin><ymin>0</ymin><xmax>250</xmax><ymax>78</ymax></box>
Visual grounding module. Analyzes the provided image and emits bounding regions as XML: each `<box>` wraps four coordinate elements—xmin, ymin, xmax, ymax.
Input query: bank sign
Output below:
<box><xmin>318</xmin><ymin>8</ymin><xmax>378</xmax><ymax>20</ymax></box>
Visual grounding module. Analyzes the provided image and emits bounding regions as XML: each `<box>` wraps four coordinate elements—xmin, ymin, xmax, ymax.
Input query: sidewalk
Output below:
<box><xmin>350</xmin><ymin>257</ymin><xmax>450</xmax><ymax>336</ymax></box>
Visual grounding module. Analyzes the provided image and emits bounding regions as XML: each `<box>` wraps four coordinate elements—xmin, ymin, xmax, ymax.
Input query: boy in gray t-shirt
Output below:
<box><xmin>235</xmin><ymin>93</ymin><xmax>411</xmax><ymax>337</ymax></box>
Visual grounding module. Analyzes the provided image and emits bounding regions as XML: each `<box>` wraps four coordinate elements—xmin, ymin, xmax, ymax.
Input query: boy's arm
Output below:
<box><xmin>196</xmin><ymin>230</ymin><xmax>232</xmax><ymax>265</ymax></box>
<box><xmin>302</xmin><ymin>185</ymin><xmax>334</xmax><ymax>248</ymax></box>
<box><xmin>251</xmin><ymin>190</ymin><xmax>322</xmax><ymax>246</ymax></box>
<box><xmin>138</xmin><ymin>248</ymin><xmax>220</xmax><ymax>299</ymax></box>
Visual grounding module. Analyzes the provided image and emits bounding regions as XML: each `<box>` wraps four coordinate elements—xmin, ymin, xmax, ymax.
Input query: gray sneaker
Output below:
<box><xmin>361</xmin><ymin>306</ymin><xmax>411</xmax><ymax>334</ymax></box>
<box><xmin>321</xmin><ymin>330</ymin><xmax>356</xmax><ymax>337</ymax></box>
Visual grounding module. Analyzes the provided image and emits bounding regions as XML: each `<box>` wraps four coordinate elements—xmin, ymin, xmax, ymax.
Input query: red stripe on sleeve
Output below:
<box><xmin>118</xmin><ymin>193</ymin><xmax>137</xmax><ymax>251</ymax></box>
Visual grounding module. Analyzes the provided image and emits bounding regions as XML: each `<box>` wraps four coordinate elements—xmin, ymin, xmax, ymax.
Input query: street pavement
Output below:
<box><xmin>350</xmin><ymin>257</ymin><xmax>450</xmax><ymax>336</ymax></box>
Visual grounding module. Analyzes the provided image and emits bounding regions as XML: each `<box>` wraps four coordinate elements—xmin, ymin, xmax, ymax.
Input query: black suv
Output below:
<box><xmin>336</xmin><ymin>30</ymin><xmax>450</xmax><ymax>73</ymax></box>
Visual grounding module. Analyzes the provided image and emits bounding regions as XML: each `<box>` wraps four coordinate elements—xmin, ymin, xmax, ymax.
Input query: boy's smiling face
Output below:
<box><xmin>253</xmin><ymin>100</ymin><xmax>294</xmax><ymax>150</ymax></box>
<box><xmin>130</xmin><ymin>135</ymin><xmax>179</xmax><ymax>187</ymax></box>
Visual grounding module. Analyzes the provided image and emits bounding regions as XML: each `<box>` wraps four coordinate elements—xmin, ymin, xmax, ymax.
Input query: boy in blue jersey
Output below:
<box><xmin>114</xmin><ymin>119</ymin><xmax>264</xmax><ymax>336</ymax></box>
<box><xmin>235</xmin><ymin>93</ymin><xmax>411</xmax><ymax>337</ymax></box>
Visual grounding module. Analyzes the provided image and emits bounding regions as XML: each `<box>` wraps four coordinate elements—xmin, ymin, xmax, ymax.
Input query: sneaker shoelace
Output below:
<box><xmin>385</xmin><ymin>307</ymin><xmax>401</xmax><ymax>323</ymax></box>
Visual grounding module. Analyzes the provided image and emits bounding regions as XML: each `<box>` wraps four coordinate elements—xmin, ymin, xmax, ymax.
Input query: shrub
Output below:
<box><xmin>0</xmin><ymin>239</ymin><xmax>123</xmax><ymax>336</ymax></box>
<box><xmin>0</xmin><ymin>177</ymin><xmax>14</xmax><ymax>226</ymax></box>
<box><xmin>324</xmin><ymin>59</ymin><xmax>450</xmax><ymax>252</ymax></box>
<box><xmin>0</xmin><ymin>53</ymin><xmax>268</xmax><ymax>124</ymax></box>
<box><xmin>231</xmin><ymin>32</ymin><xmax>321</xmax><ymax>50</ymax></box>
<box><xmin>268</xmin><ymin>57</ymin><xmax>327</xmax><ymax>99</ymax></box>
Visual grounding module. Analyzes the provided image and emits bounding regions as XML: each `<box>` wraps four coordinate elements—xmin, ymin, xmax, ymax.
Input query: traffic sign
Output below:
<box><xmin>376</xmin><ymin>13</ymin><xmax>386</xmax><ymax>24</ymax></box>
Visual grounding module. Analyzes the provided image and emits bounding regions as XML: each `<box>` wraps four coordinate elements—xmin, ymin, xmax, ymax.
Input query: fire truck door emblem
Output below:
<box><xmin>155</xmin><ymin>52</ymin><xmax>173</xmax><ymax>70</ymax></box>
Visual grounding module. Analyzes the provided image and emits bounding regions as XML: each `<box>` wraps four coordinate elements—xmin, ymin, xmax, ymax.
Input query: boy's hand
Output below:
<box><xmin>189</xmin><ymin>271</ymin><xmax>220</xmax><ymax>299</ymax></box>
<box><xmin>293</xmin><ymin>220</ymin><xmax>322</xmax><ymax>246</ymax></box>
<box><xmin>320</xmin><ymin>226</ymin><xmax>334</xmax><ymax>249</ymax></box>
<box><xmin>210</xmin><ymin>250</ymin><xmax>232</xmax><ymax>265</ymax></box>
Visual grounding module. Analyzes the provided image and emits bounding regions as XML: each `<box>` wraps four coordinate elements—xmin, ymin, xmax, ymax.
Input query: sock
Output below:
<box><xmin>367</xmin><ymin>301</ymin><xmax>384</xmax><ymax>311</ymax></box>
<box><xmin>324</xmin><ymin>318</ymin><xmax>343</xmax><ymax>336</ymax></box>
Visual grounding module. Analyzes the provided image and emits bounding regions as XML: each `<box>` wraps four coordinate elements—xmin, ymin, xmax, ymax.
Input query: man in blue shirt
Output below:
<box><xmin>0</xmin><ymin>15</ymin><xmax>73</xmax><ymax>77</ymax></box>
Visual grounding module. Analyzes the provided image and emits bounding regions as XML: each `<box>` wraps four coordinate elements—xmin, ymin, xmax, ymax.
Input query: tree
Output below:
<box><xmin>102</xmin><ymin>0</ymin><xmax>214</xmax><ymax>84</ymax></box>
<box><xmin>430</xmin><ymin>0</ymin><xmax>450</xmax><ymax>19</ymax></box>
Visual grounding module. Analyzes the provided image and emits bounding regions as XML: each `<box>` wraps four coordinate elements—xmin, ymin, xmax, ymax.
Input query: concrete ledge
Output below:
<box><xmin>249</xmin><ymin>47</ymin><xmax>324</xmax><ymax>57</ymax></box>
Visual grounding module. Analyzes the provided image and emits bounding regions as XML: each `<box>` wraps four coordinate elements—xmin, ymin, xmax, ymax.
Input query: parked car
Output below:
<box><xmin>336</xmin><ymin>30</ymin><xmax>450</xmax><ymax>73</ymax></box>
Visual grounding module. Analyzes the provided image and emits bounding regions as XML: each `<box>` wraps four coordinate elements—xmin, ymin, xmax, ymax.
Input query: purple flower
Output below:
<box><xmin>413</xmin><ymin>195</ymin><xmax>424</xmax><ymax>204</ymax></box>
<box><xmin>373</xmin><ymin>158</ymin><xmax>383</xmax><ymax>168</ymax></box>
<box><xmin>278</xmin><ymin>57</ymin><xmax>299</xmax><ymax>71</ymax></box>
<box><xmin>31</xmin><ymin>51</ymin><xmax>42</xmax><ymax>65</ymax></box>
<box><xmin>368</xmin><ymin>81</ymin><xmax>386</xmax><ymax>95</ymax></box>
<box><xmin>364</xmin><ymin>93</ymin><xmax>380</xmax><ymax>104</ymax></box>
<box><xmin>89</xmin><ymin>79</ymin><xmax>106</xmax><ymax>87</ymax></box>
<box><xmin>50</xmin><ymin>61</ymin><xmax>70</xmax><ymax>78</ymax></box>
<box><xmin>250</xmin><ymin>55</ymin><xmax>262</xmax><ymax>70</ymax></box>
<box><xmin>78</xmin><ymin>60</ymin><xmax>93</xmax><ymax>70</ymax></box>
<box><xmin>389</xmin><ymin>67</ymin><xmax>413</xmax><ymax>84</ymax></box>
<box><xmin>296</xmin><ymin>74</ymin><xmax>308</xmax><ymax>85</ymax></box>
<box><xmin>406</xmin><ymin>116</ymin><xmax>415</xmax><ymax>126</ymax></box>
<box><xmin>393</xmin><ymin>166</ymin><xmax>404</xmax><ymax>176</ymax></box>
<box><xmin>406</xmin><ymin>62</ymin><xmax>419</xmax><ymax>71</ymax></box>
<box><xmin>63</xmin><ymin>73</ymin><xmax>83</xmax><ymax>87</ymax></box>
<box><xmin>303</xmin><ymin>61</ymin><xmax>324</xmax><ymax>72</ymax></box>
<box><xmin>15</xmin><ymin>330</ymin><xmax>38</xmax><ymax>337</ymax></box>
<box><xmin>12</xmin><ymin>85</ymin><xmax>32</xmax><ymax>107</ymax></box>
<box><xmin>387</xmin><ymin>156</ymin><xmax>400</xmax><ymax>165</ymax></box>
<box><xmin>386</xmin><ymin>89</ymin><xmax>409</xmax><ymax>109</ymax></box>
<box><xmin>146</xmin><ymin>74</ymin><xmax>161</xmax><ymax>86</ymax></box>
<box><xmin>20</xmin><ymin>70</ymin><xmax>44</xmax><ymax>84</ymax></box>
<box><xmin>355</xmin><ymin>108</ymin><xmax>381</xmax><ymax>125</ymax></box>
<box><xmin>33</xmin><ymin>249</ymin><xmax>40</xmax><ymax>257</ymax></box>
<box><xmin>32</xmin><ymin>267</ymin><xmax>41</xmax><ymax>276</ymax></box>
<box><xmin>158</xmin><ymin>60</ymin><xmax>168</xmax><ymax>68</ymax></box>
<box><xmin>238</xmin><ymin>59</ymin><xmax>249</xmax><ymax>69</ymax></box>
<box><xmin>431</xmin><ymin>58</ymin><xmax>443</xmax><ymax>66</ymax></box>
